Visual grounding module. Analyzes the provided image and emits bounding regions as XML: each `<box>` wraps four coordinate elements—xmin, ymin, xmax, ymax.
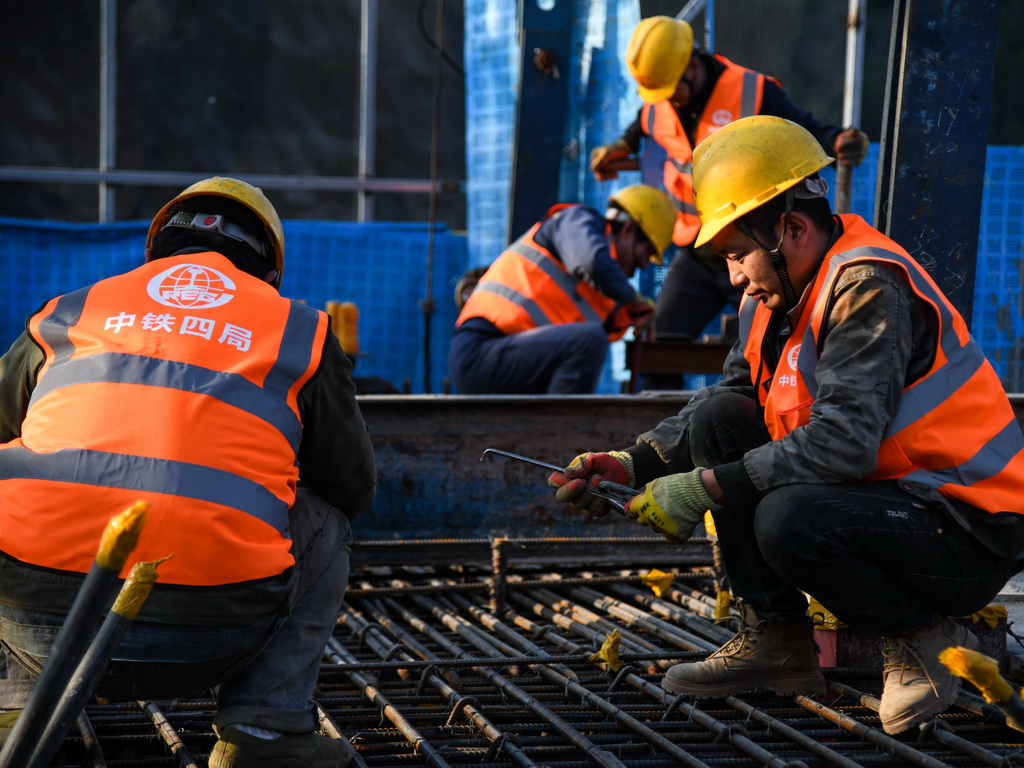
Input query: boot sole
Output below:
<box><xmin>661</xmin><ymin>671</ymin><xmax>826</xmax><ymax>699</ymax></box>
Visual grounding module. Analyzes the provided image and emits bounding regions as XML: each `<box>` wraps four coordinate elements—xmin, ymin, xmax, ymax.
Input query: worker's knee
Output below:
<box><xmin>688</xmin><ymin>393</ymin><xmax>768</xmax><ymax>467</ymax></box>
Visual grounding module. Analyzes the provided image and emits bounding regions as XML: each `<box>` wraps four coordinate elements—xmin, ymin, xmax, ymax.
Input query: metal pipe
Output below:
<box><xmin>137</xmin><ymin>700</ymin><xmax>200</xmax><ymax>768</ymax></box>
<box><xmin>799</xmin><ymin>684</ymin><xmax>952</xmax><ymax>768</ymax></box>
<box><xmin>358</xmin><ymin>0</ymin><xmax>378</xmax><ymax>222</ymax></box>
<box><xmin>75</xmin><ymin>711</ymin><xmax>106</xmax><ymax>768</ymax></box>
<box><xmin>0</xmin><ymin>166</ymin><xmax>462</xmax><ymax>195</ymax></box>
<box><xmin>339</xmin><ymin>602</ymin><xmax>538</xmax><ymax>768</ymax></box>
<box><xmin>489</xmin><ymin>537</ymin><xmax>509</xmax><ymax>616</ymax></box>
<box><xmin>835</xmin><ymin>0</ymin><xmax>866</xmax><ymax>214</ymax></box>
<box><xmin>390</xmin><ymin>594</ymin><xmax>630</xmax><ymax>768</ymax></box>
<box><xmin>99</xmin><ymin>0</ymin><xmax>117</xmax><ymax>222</ymax></box>
<box><xmin>0</xmin><ymin>502</ymin><xmax>147</xmax><ymax>768</ymax></box>
<box><xmin>323</xmin><ymin>637</ymin><xmax>454</xmax><ymax>768</ymax></box>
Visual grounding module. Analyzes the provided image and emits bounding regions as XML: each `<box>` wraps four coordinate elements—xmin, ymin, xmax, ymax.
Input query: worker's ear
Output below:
<box><xmin>144</xmin><ymin>248</ymin><xmax>156</xmax><ymax>263</ymax></box>
<box><xmin>262</xmin><ymin>269</ymin><xmax>280</xmax><ymax>285</ymax></box>
<box><xmin>781</xmin><ymin>211</ymin><xmax>812</xmax><ymax>248</ymax></box>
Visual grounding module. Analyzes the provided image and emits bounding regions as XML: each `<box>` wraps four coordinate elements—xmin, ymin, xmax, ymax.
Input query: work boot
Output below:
<box><xmin>208</xmin><ymin>726</ymin><xmax>356</xmax><ymax>768</ymax></box>
<box><xmin>878</xmin><ymin>616</ymin><xmax>977</xmax><ymax>735</ymax></box>
<box><xmin>662</xmin><ymin>603</ymin><xmax>825</xmax><ymax>698</ymax></box>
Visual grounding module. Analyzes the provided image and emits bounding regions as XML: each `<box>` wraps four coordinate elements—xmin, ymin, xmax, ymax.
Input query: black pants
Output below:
<box><xmin>689</xmin><ymin>393</ymin><xmax>1019</xmax><ymax>635</ymax></box>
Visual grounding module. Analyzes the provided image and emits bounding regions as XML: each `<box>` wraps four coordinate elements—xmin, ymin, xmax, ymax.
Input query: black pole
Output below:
<box><xmin>27</xmin><ymin>556</ymin><xmax>169</xmax><ymax>768</ymax></box>
<box><xmin>0</xmin><ymin>502</ymin><xmax>148</xmax><ymax>768</ymax></box>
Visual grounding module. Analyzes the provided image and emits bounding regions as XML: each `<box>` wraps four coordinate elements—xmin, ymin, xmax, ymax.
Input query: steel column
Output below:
<box><xmin>874</xmin><ymin>0</ymin><xmax>1001</xmax><ymax>322</ymax></box>
<box><xmin>507</xmin><ymin>0</ymin><xmax>573</xmax><ymax>240</ymax></box>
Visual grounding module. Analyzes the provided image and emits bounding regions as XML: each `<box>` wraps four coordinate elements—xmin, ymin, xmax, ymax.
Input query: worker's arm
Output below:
<box><xmin>536</xmin><ymin>206</ymin><xmax>638</xmax><ymax>304</ymax></box>
<box><xmin>295</xmin><ymin>329</ymin><xmax>377</xmax><ymax>516</ymax></box>
<box><xmin>0</xmin><ymin>331</ymin><xmax>44</xmax><ymax>443</ymax></box>
<box><xmin>589</xmin><ymin>114</ymin><xmax>644</xmax><ymax>181</ymax></box>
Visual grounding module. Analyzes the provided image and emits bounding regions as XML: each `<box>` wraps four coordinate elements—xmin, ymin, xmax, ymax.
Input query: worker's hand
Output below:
<box><xmin>624</xmin><ymin>295</ymin><xmax>656</xmax><ymax>332</ymax></box>
<box><xmin>833</xmin><ymin>128</ymin><xmax>868</xmax><ymax>167</ymax></box>
<box><xmin>548</xmin><ymin>451</ymin><xmax>634</xmax><ymax>516</ymax></box>
<box><xmin>623</xmin><ymin>468</ymin><xmax>721</xmax><ymax>541</ymax></box>
<box><xmin>589</xmin><ymin>138</ymin><xmax>635</xmax><ymax>181</ymax></box>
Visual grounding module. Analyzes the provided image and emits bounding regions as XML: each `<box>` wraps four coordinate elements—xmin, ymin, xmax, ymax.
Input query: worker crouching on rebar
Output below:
<box><xmin>0</xmin><ymin>177</ymin><xmax>376</xmax><ymax>767</ymax></box>
<box><xmin>549</xmin><ymin>116</ymin><xmax>1024</xmax><ymax>736</ymax></box>
<box><xmin>448</xmin><ymin>184</ymin><xmax>675</xmax><ymax>394</ymax></box>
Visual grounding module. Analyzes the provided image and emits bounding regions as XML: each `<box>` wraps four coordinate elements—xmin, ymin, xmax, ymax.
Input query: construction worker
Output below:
<box><xmin>449</xmin><ymin>184</ymin><xmax>676</xmax><ymax>394</ymax></box>
<box><xmin>0</xmin><ymin>177</ymin><xmax>376</xmax><ymax>767</ymax></box>
<box><xmin>552</xmin><ymin>116</ymin><xmax>1024</xmax><ymax>735</ymax></box>
<box><xmin>591</xmin><ymin>16</ymin><xmax>868</xmax><ymax>354</ymax></box>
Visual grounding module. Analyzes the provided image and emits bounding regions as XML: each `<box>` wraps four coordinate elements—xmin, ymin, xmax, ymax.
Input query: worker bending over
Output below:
<box><xmin>553</xmin><ymin>117</ymin><xmax>1024</xmax><ymax>735</ymax></box>
<box><xmin>449</xmin><ymin>184</ymin><xmax>675</xmax><ymax>394</ymax></box>
<box><xmin>591</xmin><ymin>16</ymin><xmax>868</xmax><ymax>345</ymax></box>
<box><xmin>0</xmin><ymin>177</ymin><xmax>376</xmax><ymax>768</ymax></box>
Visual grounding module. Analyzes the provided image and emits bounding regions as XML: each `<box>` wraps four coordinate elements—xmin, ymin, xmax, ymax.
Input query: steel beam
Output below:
<box><xmin>874</xmin><ymin>0</ymin><xmax>1001</xmax><ymax>323</ymax></box>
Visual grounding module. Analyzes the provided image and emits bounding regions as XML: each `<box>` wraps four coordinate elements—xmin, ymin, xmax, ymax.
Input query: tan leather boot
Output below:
<box><xmin>878</xmin><ymin>616</ymin><xmax>977</xmax><ymax>734</ymax></box>
<box><xmin>662</xmin><ymin>603</ymin><xmax>825</xmax><ymax>698</ymax></box>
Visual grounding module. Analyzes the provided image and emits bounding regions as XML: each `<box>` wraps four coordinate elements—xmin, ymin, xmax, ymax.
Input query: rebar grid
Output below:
<box><xmin>31</xmin><ymin>548</ymin><xmax>1024</xmax><ymax>767</ymax></box>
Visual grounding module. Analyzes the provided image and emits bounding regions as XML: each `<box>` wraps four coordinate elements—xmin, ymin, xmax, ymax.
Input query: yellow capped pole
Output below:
<box><xmin>27</xmin><ymin>555</ymin><xmax>171</xmax><ymax>768</ymax></box>
<box><xmin>0</xmin><ymin>502</ymin><xmax>149</xmax><ymax>768</ymax></box>
<box><xmin>939</xmin><ymin>646</ymin><xmax>1024</xmax><ymax>732</ymax></box>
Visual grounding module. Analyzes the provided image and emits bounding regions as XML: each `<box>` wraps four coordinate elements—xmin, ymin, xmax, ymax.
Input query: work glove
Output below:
<box><xmin>589</xmin><ymin>138</ymin><xmax>636</xmax><ymax>181</ymax></box>
<box><xmin>624</xmin><ymin>295</ymin><xmax>656</xmax><ymax>332</ymax></box>
<box><xmin>833</xmin><ymin>128</ymin><xmax>868</xmax><ymax>166</ymax></box>
<box><xmin>623</xmin><ymin>468</ymin><xmax>722</xmax><ymax>541</ymax></box>
<box><xmin>548</xmin><ymin>451</ymin><xmax>635</xmax><ymax>516</ymax></box>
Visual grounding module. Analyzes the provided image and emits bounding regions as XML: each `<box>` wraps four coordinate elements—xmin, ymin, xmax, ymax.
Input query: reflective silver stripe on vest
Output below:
<box><xmin>815</xmin><ymin>246</ymin><xmax>978</xmax><ymax>436</ymax></box>
<box><xmin>30</xmin><ymin>353</ymin><xmax>303</xmax><ymax>450</ymax></box>
<box><xmin>899</xmin><ymin>418</ymin><xmax>1024</xmax><ymax>491</ymax></box>
<box><xmin>31</xmin><ymin>288</ymin><xmax>316</xmax><ymax>453</ymax></box>
<box><xmin>668</xmin><ymin>190</ymin><xmax>699</xmax><ymax>216</ymax></box>
<box><xmin>501</xmin><ymin>239</ymin><xmax>604</xmax><ymax>325</ymax></box>
<box><xmin>669</xmin><ymin>158</ymin><xmax>692</xmax><ymax>174</ymax></box>
<box><xmin>740</xmin><ymin>71</ymin><xmax>759</xmax><ymax>116</ymax></box>
<box><xmin>473</xmin><ymin>281</ymin><xmax>550</xmax><ymax>327</ymax></box>
<box><xmin>0</xmin><ymin>446</ymin><xmax>290</xmax><ymax>533</ymax></box>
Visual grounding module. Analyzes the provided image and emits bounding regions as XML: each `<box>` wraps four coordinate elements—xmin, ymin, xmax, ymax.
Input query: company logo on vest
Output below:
<box><xmin>148</xmin><ymin>264</ymin><xmax>236</xmax><ymax>309</ymax></box>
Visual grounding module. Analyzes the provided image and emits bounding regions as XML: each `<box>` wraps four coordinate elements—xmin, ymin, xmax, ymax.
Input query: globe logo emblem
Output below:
<box><xmin>147</xmin><ymin>264</ymin><xmax>236</xmax><ymax>309</ymax></box>
<box><xmin>787</xmin><ymin>344</ymin><xmax>801</xmax><ymax>371</ymax></box>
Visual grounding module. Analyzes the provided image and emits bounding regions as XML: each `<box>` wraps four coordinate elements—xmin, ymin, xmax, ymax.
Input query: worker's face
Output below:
<box><xmin>709</xmin><ymin>220</ymin><xmax>791</xmax><ymax>311</ymax></box>
<box><xmin>668</xmin><ymin>59</ymin><xmax>698</xmax><ymax>108</ymax></box>
<box><xmin>613</xmin><ymin>221</ymin><xmax>657</xmax><ymax>277</ymax></box>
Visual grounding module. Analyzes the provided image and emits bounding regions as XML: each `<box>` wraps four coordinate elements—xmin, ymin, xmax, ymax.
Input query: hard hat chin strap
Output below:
<box><xmin>736</xmin><ymin>188</ymin><xmax>799</xmax><ymax>309</ymax></box>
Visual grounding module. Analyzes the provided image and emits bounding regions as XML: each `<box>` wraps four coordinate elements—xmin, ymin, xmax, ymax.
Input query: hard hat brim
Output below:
<box><xmin>637</xmin><ymin>82</ymin><xmax>677</xmax><ymax>105</ymax></box>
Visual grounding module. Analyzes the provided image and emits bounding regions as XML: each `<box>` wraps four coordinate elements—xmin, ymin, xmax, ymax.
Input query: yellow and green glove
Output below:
<box><xmin>624</xmin><ymin>468</ymin><xmax>722</xmax><ymax>541</ymax></box>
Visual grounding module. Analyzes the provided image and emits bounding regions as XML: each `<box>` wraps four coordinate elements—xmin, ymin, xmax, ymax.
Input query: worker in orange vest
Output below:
<box><xmin>449</xmin><ymin>184</ymin><xmax>676</xmax><ymax>394</ymax></box>
<box><xmin>0</xmin><ymin>177</ymin><xmax>376</xmax><ymax>768</ymax></box>
<box><xmin>553</xmin><ymin>117</ymin><xmax>1024</xmax><ymax>735</ymax></box>
<box><xmin>591</xmin><ymin>16</ymin><xmax>868</xmax><ymax>358</ymax></box>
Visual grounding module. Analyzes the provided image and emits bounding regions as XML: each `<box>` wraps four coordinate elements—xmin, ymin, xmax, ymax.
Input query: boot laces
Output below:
<box><xmin>882</xmin><ymin>636</ymin><xmax>938</xmax><ymax>695</ymax></box>
<box><xmin>711</xmin><ymin>620</ymin><xmax>764</xmax><ymax>660</ymax></box>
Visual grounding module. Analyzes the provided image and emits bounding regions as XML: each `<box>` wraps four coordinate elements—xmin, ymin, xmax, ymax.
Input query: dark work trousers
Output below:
<box><xmin>689</xmin><ymin>392</ymin><xmax>1020</xmax><ymax>635</ymax></box>
<box><xmin>653</xmin><ymin>246</ymin><xmax>743</xmax><ymax>337</ymax></box>
<box><xmin>448</xmin><ymin>323</ymin><xmax>608</xmax><ymax>394</ymax></box>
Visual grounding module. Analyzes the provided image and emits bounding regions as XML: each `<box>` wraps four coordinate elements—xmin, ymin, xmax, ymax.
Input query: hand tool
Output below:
<box><xmin>480</xmin><ymin>448</ymin><xmax>639</xmax><ymax>514</ymax></box>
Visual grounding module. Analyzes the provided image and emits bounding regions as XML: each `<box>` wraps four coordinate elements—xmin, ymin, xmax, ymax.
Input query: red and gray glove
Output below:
<box><xmin>548</xmin><ymin>451</ymin><xmax>635</xmax><ymax>516</ymax></box>
<box><xmin>589</xmin><ymin>138</ymin><xmax>638</xmax><ymax>181</ymax></box>
<box><xmin>833</xmin><ymin>128</ymin><xmax>868</xmax><ymax>166</ymax></box>
<box><xmin>623</xmin><ymin>468</ymin><xmax>722</xmax><ymax>541</ymax></box>
<box><xmin>623</xmin><ymin>295</ymin><xmax>656</xmax><ymax>332</ymax></box>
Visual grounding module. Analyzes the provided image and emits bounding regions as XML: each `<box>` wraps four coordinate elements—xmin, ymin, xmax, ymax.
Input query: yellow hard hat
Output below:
<box><xmin>692</xmin><ymin>116</ymin><xmax>834</xmax><ymax>248</ymax></box>
<box><xmin>609</xmin><ymin>184</ymin><xmax>677</xmax><ymax>263</ymax></box>
<box><xmin>147</xmin><ymin>176</ymin><xmax>285</xmax><ymax>288</ymax></box>
<box><xmin>626</xmin><ymin>16</ymin><xmax>694</xmax><ymax>104</ymax></box>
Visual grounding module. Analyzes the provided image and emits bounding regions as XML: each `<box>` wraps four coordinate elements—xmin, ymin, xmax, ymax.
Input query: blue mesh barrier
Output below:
<box><xmin>0</xmin><ymin>218</ymin><xmax>467</xmax><ymax>395</ymax></box>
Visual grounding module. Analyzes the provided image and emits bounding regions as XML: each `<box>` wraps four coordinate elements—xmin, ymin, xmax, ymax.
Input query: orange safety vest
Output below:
<box><xmin>739</xmin><ymin>215</ymin><xmax>1024</xmax><ymax>516</ymax></box>
<box><xmin>456</xmin><ymin>204</ymin><xmax>631</xmax><ymax>341</ymax></box>
<box><xmin>642</xmin><ymin>55</ymin><xmax>771</xmax><ymax>247</ymax></box>
<box><xmin>0</xmin><ymin>252</ymin><xmax>329</xmax><ymax>585</ymax></box>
